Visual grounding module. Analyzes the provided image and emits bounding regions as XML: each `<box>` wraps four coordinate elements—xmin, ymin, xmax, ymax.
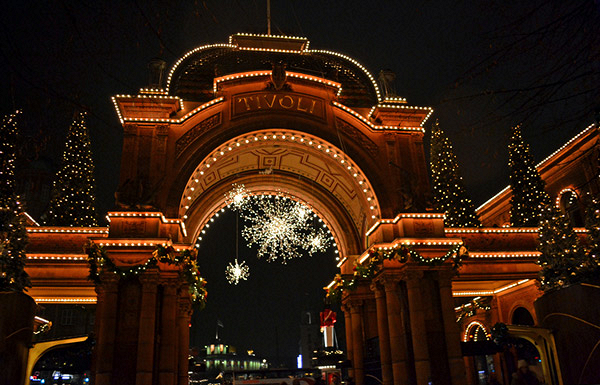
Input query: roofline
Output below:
<box><xmin>476</xmin><ymin>122</ymin><xmax>597</xmax><ymax>213</ymax></box>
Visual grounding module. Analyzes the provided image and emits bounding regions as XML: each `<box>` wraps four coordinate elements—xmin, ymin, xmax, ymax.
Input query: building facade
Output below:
<box><xmin>21</xmin><ymin>33</ymin><xmax>599</xmax><ymax>385</ymax></box>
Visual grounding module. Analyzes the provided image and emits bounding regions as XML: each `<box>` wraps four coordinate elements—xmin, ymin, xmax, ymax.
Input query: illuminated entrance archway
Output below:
<box><xmin>97</xmin><ymin>33</ymin><xmax>464</xmax><ymax>385</ymax></box>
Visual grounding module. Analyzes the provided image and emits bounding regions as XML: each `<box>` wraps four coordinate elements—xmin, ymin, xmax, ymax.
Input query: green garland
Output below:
<box><xmin>324</xmin><ymin>244</ymin><xmax>467</xmax><ymax>302</ymax></box>
<box><xmin>323</xmin><ymin>273</ymin><xmax>356</xmax><ymax>303</ymax></box>
<box><xmin>455</xmin><ymin>296</ymin><xmax>491</xmax><ymax>323</ymax></box>
<box><xmin>375</xmin><ymin>243</ymin><xmax>466</xmax><ymax>269</ymax></box>
<box><xmin>85</xmin><ymin>242</ymin><xmax>207</xmax><ymax>307</ymax></box>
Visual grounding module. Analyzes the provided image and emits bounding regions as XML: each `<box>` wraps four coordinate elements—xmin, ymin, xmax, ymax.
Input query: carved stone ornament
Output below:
<box><xmin>270</xmin><ymin>61</ymin><xmax>287</xmax><ymax>91</ymax></box>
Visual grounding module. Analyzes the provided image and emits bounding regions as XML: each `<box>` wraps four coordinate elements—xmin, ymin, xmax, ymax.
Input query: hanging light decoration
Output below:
<box><xmin>226</xmin><ymin>258</ymin><xmax>250</xmax><ymax>284</ymax></box>
<box><xmin>222</xmin><ymin>185</ymin><xmax>333</xmax><ymax>263</ymax></box>
<box><xmin>225</xmin><ymin>183</ymin><xmax>249</xmax><ymax>210</ymax></box>
<box><xmin>226</xmin><ymin>205</ymin><xmax>250</xmax><ymax>284</ymax></box>
<box><xmin>304</xmin><ymin>228</ymin><xmax>331</xmax><ymax>256</ymax></box>
<box><xmin>240</xmin><ymin>195</ymin><xmax>330</xmax><ymax>262</ymax></box>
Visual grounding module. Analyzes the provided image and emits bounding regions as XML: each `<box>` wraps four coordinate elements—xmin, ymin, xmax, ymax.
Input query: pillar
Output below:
<box><xmin>405</xmin><ymin>270</ymin><xmax>432</xmax><ymax>385</ymax></box>
<box><xmin>158</xmin><ymin>281</ymin><xmax>178</xmax><ymax>385</ymax></box>
<box><xmin>349</xmin><ymin>300</ymin><xmax>365</xmax><ymax>385</ymax></box>
<box><xmin>177</xmin><ymin>292</ymin><xmax>193</xmax><ymax>385</ymax></box>
<box><xmin>343</xmin><ymin>303</ymin><xmax>354</xmax><ymax>379</ymax></box>
<box><xmin>382</xmin><ymin>276</ymin><xmax>412</xmax><ymax>385</ymax></box>
<box><xmin>136</xmin><ymin>271</ymin><xmax>159</xmax><ymax>385</ymax></box>
<box><xmin>438</xmin><ymin>270</ymin><xmax>467</xmax><ymax>385</ymax></box>
<box><xmin>94</xmin><ymin>275</ymin><xmax>119</xmax><ymax>385</ymax></box>
<box><xmin>370</xmin><ymin>282</ymin><xmax>394</xmax><ymax>385</ymax></box>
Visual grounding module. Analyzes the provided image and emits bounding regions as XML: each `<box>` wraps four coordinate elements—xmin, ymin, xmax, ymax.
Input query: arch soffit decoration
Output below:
<box><xmin>177</xmin><ymin>128</ymin><xmax>380</xmax><ymax>256</ymax></box>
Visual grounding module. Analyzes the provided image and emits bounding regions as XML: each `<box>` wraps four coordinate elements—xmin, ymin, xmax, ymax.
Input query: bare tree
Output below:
<box><xmin>448</xmin><ymin>1</ymin><xmax>599</xmax><ymax>133</ymax></box>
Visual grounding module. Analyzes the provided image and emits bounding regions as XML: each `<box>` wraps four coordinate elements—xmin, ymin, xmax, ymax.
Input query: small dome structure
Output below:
<box><xmin>166</xmin><ymin>33</ymin><xmax>380</xmax><ymax>107</ymax></box>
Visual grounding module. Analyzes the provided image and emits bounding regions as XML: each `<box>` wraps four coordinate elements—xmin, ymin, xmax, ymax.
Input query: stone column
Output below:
<box><xmin>382</xmin><ymin>276</ymin><xmax>411</xmax><ymax>385</ymax></box>
<box><xmin>370</xmin><ymin>282</ymin><xmax>393</xmax><ymax>385</ymax></box>
<box><xmin>342</xmin><ymin>303</ymin><xmax>354</xmax><ymax>379</ymax></box>
<box><xmin>349</xmin><ymin>300</ymin><xmax>365</xmax><ymax>385</ymax></box>
<box><xmin>158</xmin><ymin>281</ymin><xmax>178</xmax><ymax>385</ymax></box>
<box><xmin>405</xmin><ymin>270</ymin><xmax>432</xmax><ymax>385</ymax></box>
<box><xmin>94</xmin><ymin>275</ymin><xmax>119</xmax><ymax>385</ymax></box>
<box><xmin>437</xmin><ymin>270</ymin><xmax>467</xmax><ymax>385</ymax></box>
<box><xmin>177</xmin><ymin>292</ymin><xmax>193</xmax><ymax>385</ymax></box>
<box><xmin>136</xmin><ymin>271</ymin><xmax>159</xmax><ymax>385</ymax></box>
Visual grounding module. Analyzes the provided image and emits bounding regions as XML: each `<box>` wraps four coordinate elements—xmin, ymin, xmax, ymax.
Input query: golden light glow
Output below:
<box><xmin>453</xmin><ymin>279</ymin><xmax>530</xmax><ymax>297</ymax></box>
<box><xmin>35</xmin><ymin>298</ymin><xmax>97</xmax><ymax>304</ymax></box>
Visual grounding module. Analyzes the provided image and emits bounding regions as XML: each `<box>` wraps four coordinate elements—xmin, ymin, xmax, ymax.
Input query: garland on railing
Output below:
<box><xmin>324</xmin><ymin>244</ymin><xmax>467</xmax><ymax>302</ymax></box>
<box><xmin>455</xmin><ymin>296</ymin><xmax>492</xmax><ymax>323</ymax></box>
<box><xmin>85</xmin><ymin>242</ymin><xmax>207</xmax><ymax>308</ymax></box>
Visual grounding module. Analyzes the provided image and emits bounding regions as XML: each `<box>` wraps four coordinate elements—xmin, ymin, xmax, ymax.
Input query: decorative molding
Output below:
<box><xmin>335</xmin><ymin>118</ymin><xmax>379</xmax><ymax>158</ymax></box>
<box><xmin>176</xmin><ymin>113</ymin><xmax>222</xmax><ymax>158</ymax></box>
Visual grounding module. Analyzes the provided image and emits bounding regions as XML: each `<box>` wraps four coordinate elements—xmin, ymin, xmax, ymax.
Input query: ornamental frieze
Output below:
<box><xmin>175</xmin><ymin>113</ymin><xmax>222</xmax><ymax>158</ymax></box>
<box><xmin>335</xmin><ymin>118</ymin><xmax>379</xmax><ymax>158</ymax></box>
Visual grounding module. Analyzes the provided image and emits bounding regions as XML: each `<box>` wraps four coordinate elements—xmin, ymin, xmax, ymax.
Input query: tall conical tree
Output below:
<box><xmin>537</xmin><ymin>204</ymin><xmax>585</xmax><ymax>291</ymax></box>
<box><xmin>0</xmin><ymin>111</ymin><xmax>31</xmax><ymax>291</ymax></box>
<box><xmin>581</xmin><ymin>194</ymin><xmax>600</xmax><ymax>282</ymax></box>
<box><xmin>44</xmin><ymin>112</ymin><xmax>98</xmax><ymax>226</ymax></box>
<box><xmin>508</xmin><ymin>124</ymin><xmax>550</xmax><ymax>226</ymax></box>
<box><xmin>430</xmin><ymin>120</ymin><xmax>481</xmax><ymax>227</ymax></box>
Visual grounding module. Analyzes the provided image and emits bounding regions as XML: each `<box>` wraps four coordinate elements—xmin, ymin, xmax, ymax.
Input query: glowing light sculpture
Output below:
<box><xmin>225</xmin><ymin>183</ymin><xmax>249</xmax><ymax>211</ymax></box>
<box><xmin>225</xmin><ymin>258</ymin><xmax>250</xmax><ymax>285</ymax></box>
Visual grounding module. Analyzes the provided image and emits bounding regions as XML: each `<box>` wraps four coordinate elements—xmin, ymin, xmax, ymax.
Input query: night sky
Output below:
<box><xmin>1</xmin><ymin>0</ymin><xmax>597</xmax><ymax>368</ymax></box>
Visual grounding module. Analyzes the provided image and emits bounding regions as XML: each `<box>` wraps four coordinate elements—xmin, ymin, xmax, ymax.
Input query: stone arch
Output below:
<box><xmin>511</xmin><ymin>306</ymin><xmax>535</xmax><ymax>326</ymax></box>
<box><xmin>556</xmin><ymin>187</ymin><xmax>584</xmax><ymax>227</ymax></box>
<box><xmin>463</xmin><ymin>320</ymin><xmax>491</xmax><ymax>342</ymax></box>
<box><xmin>172</xmin><ymin>128</ymin><xmax>380</xmax><ymax>256</ymax></box>
<box><xmin>510</xmin><ymin>306</ymin><xmax>535</xmax><ymax>326</ymax></box>
<box><xmin>509</xmin><ymin>300</ymin><xmax>538</xmax><ymax>326</ymax></box>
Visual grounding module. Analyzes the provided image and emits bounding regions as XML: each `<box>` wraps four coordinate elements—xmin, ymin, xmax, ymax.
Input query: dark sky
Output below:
<box><xmin>1</xmin><ymin>0</ymin><xmax>597</xmax><ymax>368</ymax></box>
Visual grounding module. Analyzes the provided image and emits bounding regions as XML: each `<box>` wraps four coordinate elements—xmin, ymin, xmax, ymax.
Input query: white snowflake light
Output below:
<box><xmin>240</xmin><ymin>195</ymin><xmax>330</xmax><ymax>262</ymax></box>
<box><xmin>304</xmin><ymin>229</ymin><xmax>331</xmax><ymax>256</ymax></box>
<box><xmin>225</xmin><ymin>183</ymin><xmax>249</xmax><ymax>211</ymax></box>
<box><xmin>225</xmin><ymin>258</ymin><xmax>250</xmax><ymax>284</ymax></box>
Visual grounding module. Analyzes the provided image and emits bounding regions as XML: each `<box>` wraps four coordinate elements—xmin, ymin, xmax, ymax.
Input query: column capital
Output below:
<box><xmin>402</xmin><ymin>269</ymin><xmax>424</xmax><ymax>282</ymax></box>
<box><xmin>139</xmin><ymin>269</ymin><xmax>160</xmax><ymax>286</ymax></box>
<box><xmin>177</xmin><ymin>297</ymin><xmax>193</xmax><ymax>318</ymax></box>
<box><xmin>376</xmin><ymin>275</ymin><xmax>401</xmax><ymax>292</ymax></box>
<box><xmin>159</xmin><ymin>276</ymin><xmax>181</xmax><ymax>287</ymax></box>
<box><xmin>97</xmin><ymin>273</ymin><xmax>119</xmax><ymax>292</ymax></box>
<box><xmin>348</xmin><ymin>299</ymin><xmax>364</xmax><ymax>312</ymax></box>
<box><xmin>435</xmin><ymin>269</ymin><xmax>456</xmax><ymax>286</ymax></box>
<box><xmin>369</xmin><ymin>281</ymin><xmax>384</xmax><ymax>295</ymax></box>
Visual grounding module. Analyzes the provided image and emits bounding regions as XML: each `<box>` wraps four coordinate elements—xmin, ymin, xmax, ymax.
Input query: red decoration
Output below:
<box><xmin>320</xmin><ymin>308</ymin><xmax>336</xmax><ymax>328</ymax></box>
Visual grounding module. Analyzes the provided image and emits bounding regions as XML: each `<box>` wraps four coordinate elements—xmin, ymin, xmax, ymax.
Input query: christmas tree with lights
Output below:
<box><xmin>0</xmin><ymin>111</ymin><xmax>31</xmax><ymax>291</ymax></box>
<box><xmin>44</xmin><ymin>112</ymin><xmax>98</xmax><ymax>226</ymax></box>
<box><xmin>537</xmin><ymin>204</ymin><xmax>584</xmax><ymax>291</ymax></box>
<box><xmin>508</xmin><ymin>124</ymin><xmax>550</xmax><ymax>226</ymax></box>
<box><xmin>429</xmin><ymin>120</ymin><xmax>481</xmax><ymax>227</ymax></box>
<box><xmin>581</xmin><ymin>194</ymin><xmax>600</xmax><ymax>282</ymax></box>
<box><xmin>537</xmin><ymin>198</ymin><xmax>600</xmax><ymax>291</ymax></box>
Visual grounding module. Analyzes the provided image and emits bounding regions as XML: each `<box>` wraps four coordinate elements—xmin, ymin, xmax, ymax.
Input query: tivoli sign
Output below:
<box><xmin>233</xmin><ymin>92</ymin><xmax>325</xmax><ymax>120</ymax></box>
